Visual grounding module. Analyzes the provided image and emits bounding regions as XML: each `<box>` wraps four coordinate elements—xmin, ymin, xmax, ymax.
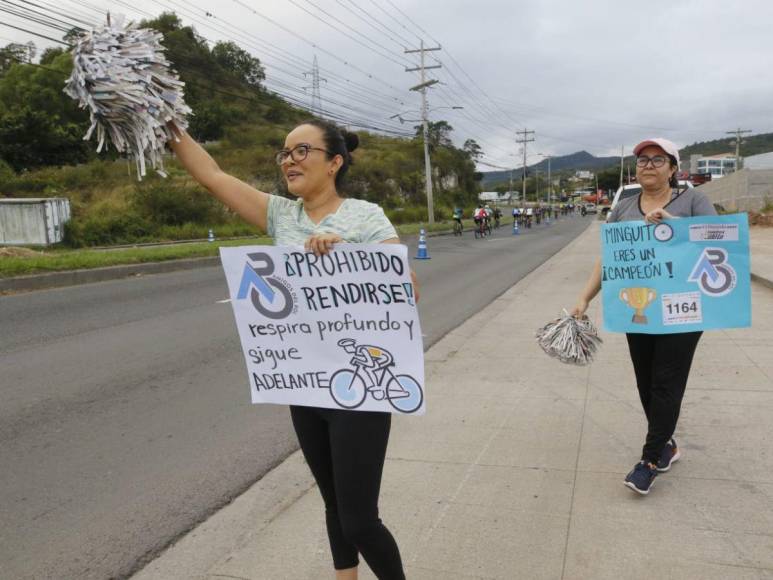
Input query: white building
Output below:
<box><xmin>690</xmin><ymin>152</ymin><xmax>737</xmax><ymax>178</ymax></box>
<box><xmin>479</xmin><ymin>191</ymin><xmax>514</xmax><ymax>203</ymax></box>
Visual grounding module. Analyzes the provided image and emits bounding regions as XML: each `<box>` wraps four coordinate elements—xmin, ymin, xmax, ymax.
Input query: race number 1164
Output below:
<box><xmin>662</xmin><ymin>292</ymin><xmax>703</xmax><ymax>326</ymax></box>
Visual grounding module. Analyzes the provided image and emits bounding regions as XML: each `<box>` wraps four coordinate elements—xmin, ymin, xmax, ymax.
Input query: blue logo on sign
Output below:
<box><xmin>237</xmin><ymin>252</ymin><xmax>295</xmax><ymax>319</ymax></box>
<box><xmin>688</xmin><ymin>248</ymin><xmax>736</xmax><ymax>297</ymax></box>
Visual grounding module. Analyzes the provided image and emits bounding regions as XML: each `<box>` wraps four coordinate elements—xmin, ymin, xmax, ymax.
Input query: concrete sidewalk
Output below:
<box><xmin>134</xmin><ymin>223</ymin><xmax>773</xmax><ymax>580</ymax></box>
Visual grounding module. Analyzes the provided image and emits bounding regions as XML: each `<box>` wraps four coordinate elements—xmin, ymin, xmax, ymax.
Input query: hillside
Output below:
<box><xmin>0</xmin><ymin>13</ymin><xmax>481</xmax><ymax>246</ymax></box>
<box><xmin>480</xmin><ymin>150</ymin><xmax>619</xmax><ymax>187</ymax></box>
<box><xmin>480</xmin><ymin>132</ymin><xmax>773</xmax><ymax>187</ymax></box>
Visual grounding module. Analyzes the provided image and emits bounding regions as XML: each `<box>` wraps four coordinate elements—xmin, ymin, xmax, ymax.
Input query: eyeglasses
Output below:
<box><xmin>636</xmin><ymin>155</ymin><xmax>668</xmax><ymax>168</ymax></box>
<box><xmin>275</xmin><ymin>143</ymin><xmax>333</xmax><ymax>165</ymax></box>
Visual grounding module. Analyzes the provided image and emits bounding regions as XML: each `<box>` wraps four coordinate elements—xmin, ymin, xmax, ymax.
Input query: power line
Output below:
<box><xmin>15</xmin><ymin>0</ymin><xmax>93</xmax><ymax>28</ymax></box>
<box><xmin>335</xmin><ymin>0</ymin><xmax>414</xmax><ymax>50</ymax></box>
<box><xmin>172</xmin><ymin>0</ymin><xmax>408</xmax><ymax>107</ymax></box>
<box><xmin>293</xmin><ymin>0</ymin><xmax>413</xmax><ymax>68</ymax></box>
<box><xmin>1</xmin><ymin>11</ymin><xmax>413</xmax><ymax>136</ymax></box>
<box><xmin>145</xmin><ymin>0</ymin><xmax>407</xmax><ymax>115</ymax></box>
<box><xmin>0</xmin><ymin>18</ymin><xmax>70</xmax><ymax>44</ymax></box>
<box><xmin>228</xmin><ymin>0</ymin><xmax>407</xmax><ymax>94</ymax></box>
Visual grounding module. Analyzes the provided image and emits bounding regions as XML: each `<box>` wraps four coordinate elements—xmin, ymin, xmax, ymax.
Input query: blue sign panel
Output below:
<box><xmin>601</xmin><ymin>214</ymin><xmax>751</xmax><ymax>334</ymax></box>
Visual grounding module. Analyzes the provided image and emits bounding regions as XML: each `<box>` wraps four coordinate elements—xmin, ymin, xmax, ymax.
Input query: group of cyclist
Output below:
<box><xmin>453</xmin><ymin>204</ymin><xmax>502</xmax><ymax>237</ymax></box>
<box><xmin>453</xmin><ymin>203</ymin><xmax>578</xmax><ymax>235</ymax></box>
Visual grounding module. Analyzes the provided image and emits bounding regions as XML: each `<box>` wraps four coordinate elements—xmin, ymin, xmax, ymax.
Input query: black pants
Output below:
<box><xmin>626</xmin><ymin>332</ymin><xmax>703</xmax><ymax>464</ymax></box>
<box><xmin>290</xmin><ymin>405</ymin><xmax>405</xmax><ymax>580</ymax></box>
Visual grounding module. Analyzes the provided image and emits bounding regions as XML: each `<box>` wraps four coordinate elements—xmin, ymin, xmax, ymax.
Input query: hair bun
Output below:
<box><xmin>343</xmin><ymin>131</ymin><xmax>359</xmax><ymax>152</ymax></box>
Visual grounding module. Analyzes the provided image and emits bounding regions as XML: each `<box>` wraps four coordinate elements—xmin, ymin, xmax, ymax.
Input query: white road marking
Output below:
<box><xmin>216</xmin><ymin>298</ymin><xmax>232</xmax><ymax>304</ymax></box>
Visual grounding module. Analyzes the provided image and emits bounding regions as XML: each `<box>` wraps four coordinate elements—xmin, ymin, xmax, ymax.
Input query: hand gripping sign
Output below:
<box><xmin>220</xmin><ymin>244</ymin><xmax>426</xmax><ymax>414</ymax></box>
<box><xmin>601</xmin><ymin>214</ymin><xmax>751</xmax><ymax>334</ymax></box>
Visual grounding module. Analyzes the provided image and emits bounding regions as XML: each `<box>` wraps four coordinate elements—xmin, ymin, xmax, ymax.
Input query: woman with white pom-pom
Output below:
<box><xmin>169</xmin><ymin>119</ymin><xmax>411</xmax><ymax>580</ymax></box>
<box><xmin>571</xmin><ymin>138</ymin><xmax>715</xmax><ymax>497</ymax></box>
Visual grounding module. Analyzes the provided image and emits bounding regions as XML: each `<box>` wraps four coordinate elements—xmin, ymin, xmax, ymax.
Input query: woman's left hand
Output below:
<box><xmin>304</xmin><ymin>233</ymin><xmax>342</xmax><ymax>255</ymax></box>
<box><xmin>644</xmin><ymin>208</ymin><xmax>675</xmax><ymax>224</ymax></box>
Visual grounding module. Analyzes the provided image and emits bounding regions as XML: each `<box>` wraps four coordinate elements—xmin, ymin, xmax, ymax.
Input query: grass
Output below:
<box><xmin>0</xmin><ymin>237</ymin><xmax>271</xmax><ymax>278</ymax></box>
<box><xmin>0</xmin><ymin>220</ymin><xmax>472</xmax><ymax>278</ymax></box>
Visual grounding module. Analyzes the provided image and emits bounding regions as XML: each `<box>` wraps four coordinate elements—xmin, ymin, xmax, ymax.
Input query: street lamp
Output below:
<box><xmin>389</xmin><ymin>105</ymin><xmax>463</xmax><ymax>225</ymax></box>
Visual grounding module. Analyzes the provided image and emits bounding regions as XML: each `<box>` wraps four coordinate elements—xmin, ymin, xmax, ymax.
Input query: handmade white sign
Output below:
<box><xmin>220</xmin><ymin>244</ymin><xmax>425</xmax><ymax>415</ymax></box>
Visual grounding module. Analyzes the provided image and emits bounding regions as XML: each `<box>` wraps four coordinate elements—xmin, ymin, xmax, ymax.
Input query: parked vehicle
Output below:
<box><xmin>605</xmin><ymin>180</ymin><xmax>695</xmax><ymax>220</ymax></box>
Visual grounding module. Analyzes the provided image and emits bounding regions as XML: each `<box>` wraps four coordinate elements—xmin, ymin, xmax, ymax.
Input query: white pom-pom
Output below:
<box><xmin>535</xmin><ymin>311</ymin><xmax>603</xmax><ymax>366</ymax></box>
<box><xmin>64</xmin><ymin>13</ymin><xmax>192</xmax><ymax>179</ymax></box>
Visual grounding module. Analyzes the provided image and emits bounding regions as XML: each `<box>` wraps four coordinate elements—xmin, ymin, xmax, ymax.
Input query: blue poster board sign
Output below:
<box><xmin>601</xmin><ymin>214</ymin><xmax>751</xmax><ymax>334</ymax></box>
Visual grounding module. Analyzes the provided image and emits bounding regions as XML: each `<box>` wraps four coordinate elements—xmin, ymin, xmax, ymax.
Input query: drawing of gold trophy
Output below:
<box><xmin>619</xmin><ymin>287</ymin><xmax>657</xmax><ymax>324</ymax></box>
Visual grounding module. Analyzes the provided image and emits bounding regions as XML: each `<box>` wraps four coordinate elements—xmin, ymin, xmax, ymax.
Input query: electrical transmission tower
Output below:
<box><xmin>303</xmin><ymin>55</ymin><xmax>327</xmax><ymax>117</ymax></box>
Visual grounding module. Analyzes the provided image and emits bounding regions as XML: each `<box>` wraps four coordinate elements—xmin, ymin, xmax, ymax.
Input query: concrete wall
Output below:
<box><xmin>694</xmin><ymin>169</ymin><xmax>773</xmax><ymax>212</ymax></box>
<box><xmin>0</xmin><ymin>198</ymin><xmax>71</xmax><ymax>245</ymax></box>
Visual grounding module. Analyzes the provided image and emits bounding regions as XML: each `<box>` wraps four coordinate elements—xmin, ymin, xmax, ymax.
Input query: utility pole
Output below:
<box><xmin>406</xmin><ymin>41</ymin><xmax>442</xmax><ymax>225</ymax></box>
<box><xmin>516</xmin><ymin>129</ymin><xmax>535</xmax><ymax>203</ymax></box>
<box><xmin>303</xmin><ymin>55</ymin><xmax>327</xmax><ymax>117</ymax></box>
<box><xmin>619</xmin><ymin>145</ymin><xmax>625</xmax><ymax>190</ymax></box>
<box><xmin>726</xmin><ymin>128</ymin><xmax>752</xmax><ymax>172</ymax></box>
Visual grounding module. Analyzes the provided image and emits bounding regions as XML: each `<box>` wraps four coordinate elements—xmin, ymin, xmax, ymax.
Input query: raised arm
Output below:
<box><xmin>168</xmin><ymin>126</ymin><xmax>271</xmax><ymax>232</ymax></box>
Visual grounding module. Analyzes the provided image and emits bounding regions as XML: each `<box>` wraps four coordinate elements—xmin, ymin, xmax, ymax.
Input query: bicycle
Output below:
<box><xmin>329</xmin><ymin>340</ymin><xmax>423</xmax><ymax>413</ymax></box>
<box><xmin>473</xmin><ymin>218</ymin><xmax>487</xmax><ymax>239</ymax></box>
<box><xmin>453</xmin><ymin>219</ymin><xmax>463</xmax><ymax>236</ymax></box>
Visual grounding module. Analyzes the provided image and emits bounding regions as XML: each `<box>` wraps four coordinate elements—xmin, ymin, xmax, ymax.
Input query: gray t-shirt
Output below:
<box><xmin>608</xmin><ymin>188</ymin><xmax>716</xmax><ymax>223</ymax></box>
<box><xmin>266</xmin><ymin>195</ymin><xmax>398</xmax><ymax>246</ymax></box>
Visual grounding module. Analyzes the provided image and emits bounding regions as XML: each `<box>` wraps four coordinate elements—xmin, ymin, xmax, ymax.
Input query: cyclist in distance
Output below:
<box><xmin>473</xmin><ymin>204</ymin><xmax>488</xmax><ymax>236</ymax></box>
<box><xmin>452</xmin><ymin>206</ymin><xmax>463</xmax><ymax>234</ymax></box>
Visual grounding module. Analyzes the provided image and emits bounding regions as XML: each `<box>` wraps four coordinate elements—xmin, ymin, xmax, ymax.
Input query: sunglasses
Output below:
<box><xmin>636</xmin><ymin>155</ymin><xmax>669</xmax><ymax>168</ymax></box>
<box><xmin>275</xmin><ymin>143</ymin><xmax>333</xmax><ymax>165</ymax></box>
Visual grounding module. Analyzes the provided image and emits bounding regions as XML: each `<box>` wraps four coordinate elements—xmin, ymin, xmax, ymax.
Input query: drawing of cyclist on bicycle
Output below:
<box><xmin>329</xmin><ymin>338</ymin><xmax>424</xmax><ymax>413</ymax></box>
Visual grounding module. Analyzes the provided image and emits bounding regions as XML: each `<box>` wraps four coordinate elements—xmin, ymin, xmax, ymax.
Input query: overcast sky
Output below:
<box><xmin>3</xmin><ymin>0</ymin><xmax>772</xmax><ymax>168</ymax></box>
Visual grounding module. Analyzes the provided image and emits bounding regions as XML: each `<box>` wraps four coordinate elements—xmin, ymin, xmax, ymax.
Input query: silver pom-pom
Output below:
<box><xmin>535</xmin><ymin>311</ymin><xmax>603</xmax><ymax>366</ymax></box>
<box><xmin>64</xmin><ymin>13</ymin><xmax>192</xmax><ymax>179</ymax></box>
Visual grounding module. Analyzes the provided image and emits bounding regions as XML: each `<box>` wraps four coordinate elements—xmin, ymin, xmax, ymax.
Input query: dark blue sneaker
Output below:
<box><xmin>656</xmin><ymin>438</ymin><xmax>681</xmax><ymax>472</ymax></box>
<box><xmin>624</xmin><ymin>461</ymin><xmax>658</xmax><ymax>495</ymax></box>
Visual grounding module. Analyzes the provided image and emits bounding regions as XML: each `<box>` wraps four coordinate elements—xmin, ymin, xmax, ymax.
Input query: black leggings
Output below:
<box><xmin>626</xmin><ymin>332</ymin><xmax>703</xmax><ymax>464</ymax></box>
<box><xmin>290</xmin><ymin>405</ymin><xmax>405</xmax><ymax>580</ymax></box>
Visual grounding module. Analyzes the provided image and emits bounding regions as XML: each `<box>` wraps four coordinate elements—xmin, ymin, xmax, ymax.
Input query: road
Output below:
<box><xmin>0</xmin><ymin>214</ymin><xmax>592</xmax><ymax>580</ymax></box>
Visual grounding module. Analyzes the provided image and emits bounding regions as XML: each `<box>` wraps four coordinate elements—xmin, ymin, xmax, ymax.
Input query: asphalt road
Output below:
<box><xmin>0</xmin><ymin>214</ymin><xmax>592</xmax><ymax>580</ymax></box>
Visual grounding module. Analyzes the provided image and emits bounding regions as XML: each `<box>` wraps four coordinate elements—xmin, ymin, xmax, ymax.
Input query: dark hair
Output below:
<box><xmin>667</xmin><ymin>154</ymin><xmax>679</xmax><ymax>188</ymax></box>
<box><xmin>298</xmin><ymin>119</ymin><xmax>359</xmax><ymax>188</ymax></box>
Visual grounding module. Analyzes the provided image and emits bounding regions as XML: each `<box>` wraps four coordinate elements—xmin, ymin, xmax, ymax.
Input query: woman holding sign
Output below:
<box><xmin>169</xmin><ymin>120</ymin><xmax>410</xmax><ymax>579</ymax></box>
<box><xmin>571</xmin><ymin>138</ymin><xmax>716</xmax><ymax>495</ymax></box>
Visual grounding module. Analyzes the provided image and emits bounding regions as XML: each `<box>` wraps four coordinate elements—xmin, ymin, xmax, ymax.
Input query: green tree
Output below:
<box><xmin>211</xmin><ymin>41</ymin><xmax>265</xmax><ymax>88</ymax></box>
<box><xmin>0</xmin><ymin>108</ymin><xmax>90</xmax><ymax>171</ymax></box>
<box><xmin>40</xmin><ymin>47</ymin><xmax>67</xmax><ymax>65</ymax></box>
<box><xmin>414</xmin><ymin>120</ymin><xmax>454</xmax><ymax>151</ymax></box>
<box><xmin>0</xmin><ymin>43</ymin><xmax>29</xmax><ymax>76</ymax></box>
<box><xmin>463</xmin><ymin>138</ymin><xmax>483</xmax><ymax>160</ymax></box>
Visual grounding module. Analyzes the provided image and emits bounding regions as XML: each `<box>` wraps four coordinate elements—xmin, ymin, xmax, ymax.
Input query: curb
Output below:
<box><xmin>752</xmin><ymin>272</ymin><xmax>773</xmax><ymax>291</ymax></box>
<box><xmin>0</xmin><ymin>230</ymin><xmax>451</xmax><ymax>294</ymax></box>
